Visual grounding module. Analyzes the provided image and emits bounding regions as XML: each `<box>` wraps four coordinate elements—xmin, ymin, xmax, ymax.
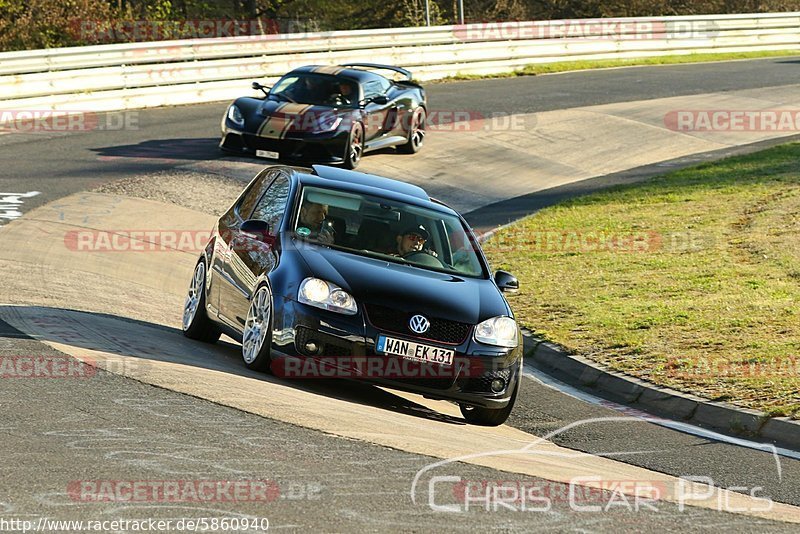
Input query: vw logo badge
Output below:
<box><xmin>409</xmin><ymin>314</ymin><xmax>430</xmax><ymax>334</ymax></box>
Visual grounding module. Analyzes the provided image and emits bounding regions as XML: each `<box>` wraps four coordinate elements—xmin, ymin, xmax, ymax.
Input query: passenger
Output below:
<box><xmin>298</xmin><ymin>201</ymin><xmax>335</xmax><ymax>244</ymax></box>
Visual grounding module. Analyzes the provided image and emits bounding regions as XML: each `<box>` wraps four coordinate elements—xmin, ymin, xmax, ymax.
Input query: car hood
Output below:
<box><xmin>293</xmin><ymin>243</ymin><xmax>510</xmax><ymax>325</ymax></box>
<box><xmin>257</xmin><ymin>100</ymin><xmax>351</xmax><ymax>122</ymax></box>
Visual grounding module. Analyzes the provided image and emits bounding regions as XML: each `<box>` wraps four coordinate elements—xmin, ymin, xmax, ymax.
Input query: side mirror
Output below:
<box><xmin>252</xmin><ymin>81</ymin><xmax>269</xmax><ymax>96</ymax></box>
<box><xmin>239</xmin><ymin>219</ymin><xmax>275</xmax><ymax>246</ymax></box>
<box><xmin>494</xmin><ymin>270</ymin><xmax>519</xmax><ymax>292</ymax></box>
<box><xmin>370</xmin><ymin>95</ymin><xmax>389</xmax><ymax>105</ymax></box>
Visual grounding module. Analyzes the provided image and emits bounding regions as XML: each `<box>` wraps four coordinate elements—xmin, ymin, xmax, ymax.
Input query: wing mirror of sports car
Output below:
<box><xmin>239</xmin><ymin>219</ymin><xmax>276</xmax><ymax>247</ymax></box>
<box><xmin>251</xmin><ymin>81</ymin><xmax>270</xmax><ymax>96</ymax></box>
<box><xmin>494</xmin><ymin>270</ymin><xmax>519</xmax><ymax>293</ymax></box>
<box><xmin>370</xmin><ymin>95</ymin><xmax>389</xmax><ymax>105</ymax></box>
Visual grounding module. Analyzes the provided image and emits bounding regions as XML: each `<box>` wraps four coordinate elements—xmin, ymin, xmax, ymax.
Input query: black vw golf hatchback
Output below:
<box><xmin>182</xmin><ymin>165</ymin><xmax>522</xmax><ymax>425</ymax></box>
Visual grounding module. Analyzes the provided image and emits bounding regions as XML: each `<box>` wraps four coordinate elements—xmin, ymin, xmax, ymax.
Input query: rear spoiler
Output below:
<box><xmin>339</xmin><ymin>63</ymin><xmax>413</xmax><ymax>81</ymax></box>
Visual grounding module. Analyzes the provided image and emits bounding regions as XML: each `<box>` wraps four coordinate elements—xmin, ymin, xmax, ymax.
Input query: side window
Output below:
<box><xmin>377</xmin><ymin>77</ymin><xmax>392</xmax><ymax>94</ymax></box>
<box><xmin>251</xmin><ymin>175</ymin><xmax>290</xmax><ymax>233</ymax></box>
<box><xmin>237</xmin><ymin>170</ymin><xmax>278</xmax><ymax>220</ymax></box>
<box><xmin>363</xmin><ymin>79</ymin><xmax>389</xmax><ymax>100</ymax></box>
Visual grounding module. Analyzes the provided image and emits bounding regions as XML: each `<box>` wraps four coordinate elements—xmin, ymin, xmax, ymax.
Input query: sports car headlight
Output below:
<box><xmin>474</xmin><ymin>316</ymin><xmax>519</xmax><ymax>348</ymax></box>
<box><xmin>317</xmin><ymin>113</ymin><xmax>343</xmax><ymax>132</ymax></box>
<box><xmin>227</xmin><ymin>105</ymin><xmax>245</xmax><ymax>128</ymax></box>
<box><xmin>298</xmin><ymin>277</ymin><xmax>357</xmax><ymax>315</ymax></box>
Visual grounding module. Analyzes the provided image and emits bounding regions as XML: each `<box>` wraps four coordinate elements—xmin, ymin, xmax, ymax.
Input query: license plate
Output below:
<box><xmin>256</xmin><ymin>149</ymin><xmax>279</xmax><ymax>160</ymax></box>
<box><xmin>376</xmin><ymin>335</ymin><xmax>454</xmax><ymax>366</ymax></box>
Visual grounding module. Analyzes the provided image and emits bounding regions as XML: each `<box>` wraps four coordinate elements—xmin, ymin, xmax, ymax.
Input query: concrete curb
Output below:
<box><xmin>522</xmin><ymin>331</ymin><xmax>800</xmax><ymax>451</ymax></box>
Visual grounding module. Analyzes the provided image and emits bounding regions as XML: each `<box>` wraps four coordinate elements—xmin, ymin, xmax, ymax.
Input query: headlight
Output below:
<box><xmin>227</xmin><ymin>105</ymin><xmax>245</xmax><ymax>128</ymax></box>
<box><xmin>298</xmin><ymin>277</ymin><xmax>357</xmax><ymax>315</ymax></box>
<box><xmin>474</xmin><ymin>316</ymin><xmax>518</xmax><ymax>348</ymax></box>
<box><xmin>317</xmin><ymin>113</ymin><xmax>343</xmax><ymax>132</ymax></box>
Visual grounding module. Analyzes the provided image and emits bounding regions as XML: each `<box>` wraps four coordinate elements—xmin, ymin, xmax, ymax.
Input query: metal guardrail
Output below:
<box><xmin>0</xmin><ymin>13</ymin><xmax>798</xmax><ymax>115</ymax></box>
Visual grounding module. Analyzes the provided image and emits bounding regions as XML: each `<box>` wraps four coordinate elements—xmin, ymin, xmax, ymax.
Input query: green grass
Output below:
<box><xmin>485</xmin><ymin>142</ymin><xmax>800</xmax><ymax>418</ymax></box>
<box><xmin>440</xmin><ymin>50</ymin><xmax>800</xmax><ymax>80</ymax></box>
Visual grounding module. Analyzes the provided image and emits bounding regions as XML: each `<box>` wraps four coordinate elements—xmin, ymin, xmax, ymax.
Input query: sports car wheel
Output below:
<box><xmin>242</xmin><ymin>285</ymin><xmax>274</xmax><ymax>372</ymax></box>
<box><xmin>343</xmin><ymin>122</ymin><xmax>363</xmax><ymax>169</ymax></box>
<box><xmin>182</xmin><ymin>261</ymin><xmax>221</xmax><ymax>343</ymax></box>
<box><xmin>459</xmin><ymin>368</ymin><xmax>519</xmax><ymax>426</ymax></box>
<box><xmin>398</xmin><ymin>107</ymin><xmax>426</xmax><ymax>154</ymax></box>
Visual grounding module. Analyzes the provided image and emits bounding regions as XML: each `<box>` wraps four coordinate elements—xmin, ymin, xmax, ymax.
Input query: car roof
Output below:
<box><xmin>288</xmin><ymin>65</ymin><xmax>389</xmax><ymax>84</ymax></box>
<box><xmin>279</xmin><ymin>165</ymin><xmax>456</xmax><ymax>214</ymax></box>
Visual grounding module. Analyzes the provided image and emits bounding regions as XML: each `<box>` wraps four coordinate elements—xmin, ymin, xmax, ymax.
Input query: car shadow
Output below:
<box><xmin>90</xmin><ymin>136</ymin><xmax>403</xmax><ymax>168</ymax></box>
<box><xmin>92</xmin><ymin>138</ymin><xmax>224</xmax><ymax>162</ymax></box>
<box><xmin>0</xmin><ymin>305</ymin><xmax>465</xmax><ymax>426</ymax></box>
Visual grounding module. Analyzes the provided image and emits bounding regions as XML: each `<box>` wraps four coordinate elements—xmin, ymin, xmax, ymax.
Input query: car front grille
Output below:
<box><xmin>365</xmin><ymin>304</ymin><xmax>472</xmax><ymax>345</ymax></box>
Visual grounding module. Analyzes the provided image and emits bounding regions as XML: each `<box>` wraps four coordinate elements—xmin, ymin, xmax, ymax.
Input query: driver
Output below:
<box><xmin>395</xmin><ymin>225</ymin><xmax>429</xmax><ymax>256</ymax></box>
<box><xmin>335</xmin><ymin>81</ymin><xmax>355</xmax><ymax>105</ymax></box>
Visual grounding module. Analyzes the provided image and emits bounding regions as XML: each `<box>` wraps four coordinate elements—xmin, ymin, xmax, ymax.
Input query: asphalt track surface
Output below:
<box><xmin>2</xmin><ymin>57</ymin><xmax>800</xmax><ymax>531</ymax></box>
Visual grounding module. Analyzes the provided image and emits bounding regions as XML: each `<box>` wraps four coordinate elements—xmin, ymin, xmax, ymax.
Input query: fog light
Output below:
<box><xmin>304</xmin><ymin>341</ymin><xmax>319</xmax><ymax>354</ymax></box>
<box><xmin>490</xmin><ymin>378</ymin><xmax>505</xmax><ymax>393</ymax></box>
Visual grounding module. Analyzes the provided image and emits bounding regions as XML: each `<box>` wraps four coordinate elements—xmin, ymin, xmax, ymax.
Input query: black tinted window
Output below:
<box><xmin>363</xmin><ymin>79</ymin><xmax>390</xmax><ymax>99</ymax></box>
<box><xmin>251</xmin><ymin>175</ymin><xmax>290</xmax><ymax>232</ymax></box>
<box><xmin>237</xmin><ymin>170</ymin><xmax>278</xmax><ymax>220</ymax></box>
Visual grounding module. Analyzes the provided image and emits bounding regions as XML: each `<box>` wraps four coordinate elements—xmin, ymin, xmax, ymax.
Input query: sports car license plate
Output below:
<box><xmin>256</xmin><ymin>149</ymin><xmax>279</xmax><ymax>160</ymax></box>
<box><xmin>376</xmin><ymin>335</ymin><xmax>454</xmax><ymax>366</ymax></box>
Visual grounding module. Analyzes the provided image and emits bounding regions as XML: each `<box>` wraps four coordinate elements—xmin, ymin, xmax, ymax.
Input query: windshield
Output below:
<box><xmin>270</xmin><ymin>74</ymin><xmax>359</xmax><ymax>108</ymax></box>
<box><xmin>294</xmin><ymin>186</ymin><xmax>487</xmax><ymax>278</ymax></box>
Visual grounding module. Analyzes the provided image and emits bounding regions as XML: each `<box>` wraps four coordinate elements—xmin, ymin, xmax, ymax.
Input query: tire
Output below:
<box><xmin>342</xmin><ymin>122</ymin><xmax>364</xmax><ymax>169</ymax></box>
<box><xmin>241</xmin><ymin>285</ymin><xmax>274</xmax><ymax>372</ymax></box>
<box><xmin>459</xmin><ymin>367</ymin><xmax>520</xmax><ymax>426</ymax></box>
<box><xmin>398</xmin><ymin>107</ymin><xmax>426</xmax><ymax>154</ymax></box>
<box><xmin>182</xmin><ymin>260</ymin><xmax>221</xmax><ymax>343</ymax></box>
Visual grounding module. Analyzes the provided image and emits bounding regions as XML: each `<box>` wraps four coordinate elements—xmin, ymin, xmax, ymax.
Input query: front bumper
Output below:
<box><xmin>220</xmin><ymin>127</ymin><xmax>349</xmax><ymax>164</ymax></box>
<box><xmin>270</xmin><ymin>299</ymin><xmax>523</xmax><ymax>409</ymax></box>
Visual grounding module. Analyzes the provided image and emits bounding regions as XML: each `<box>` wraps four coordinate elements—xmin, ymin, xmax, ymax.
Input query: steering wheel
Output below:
<box><xmin>402</xmin><ymin>250</ymin><xmax>444</xmax><ymax>268</ymax></box>
<box><xmin>325</xmin><ymin>93</ymin><xmax>351</xmax><ymax>107</ymax></box>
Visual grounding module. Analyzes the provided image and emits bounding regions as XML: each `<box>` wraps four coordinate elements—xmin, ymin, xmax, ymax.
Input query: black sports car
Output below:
<box><xmin>220</xmin><ymin>64</ymin><xmax>427</xmax><ymax>169</ymax></box>
<box><xmin>182</xmin><ymin>165</ymin><xmax>522</xmax><ymax>425</ymax></box>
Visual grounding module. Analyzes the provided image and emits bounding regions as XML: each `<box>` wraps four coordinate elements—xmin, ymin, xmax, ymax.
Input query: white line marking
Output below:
<box><xmin>523</xmin><ymin>363</ymin><xmax>800</xmax><ymax>462</ymax></box>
